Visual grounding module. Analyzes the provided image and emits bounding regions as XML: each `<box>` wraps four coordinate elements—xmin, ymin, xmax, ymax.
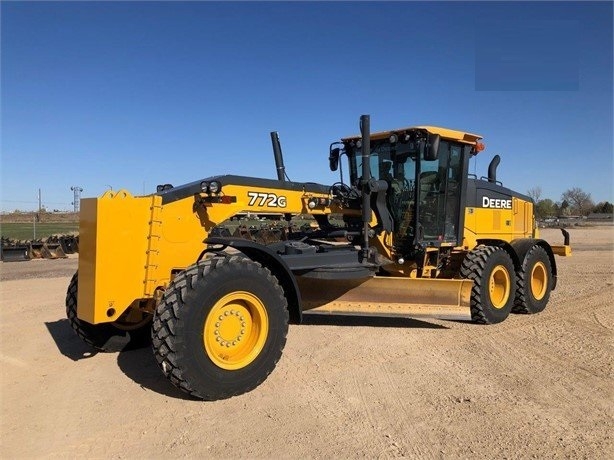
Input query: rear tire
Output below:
<box><xmin>65</xmin><ymin>272</ymin><xmax>152</xmax><ymax>352</ymax></box>
<box><xmin>151</xmin><ymin>256</ymin><xmax>289</xmax><ymax>400</ymax></box>
<box><xmin>460</xmin><ymin>246</ymin><xmax>516</xmax><ymax>324</ymax></box>
<box><xmin>513</xmin><ymin>245</ymin><xmax>552</xmax><ymax>314</ymax></box>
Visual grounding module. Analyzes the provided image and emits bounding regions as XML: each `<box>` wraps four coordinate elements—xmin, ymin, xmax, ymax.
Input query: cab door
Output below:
<box><xmin>418</xmin><ymin>141</ymin><xmax>463</xmax><ymax>244</ymax></box>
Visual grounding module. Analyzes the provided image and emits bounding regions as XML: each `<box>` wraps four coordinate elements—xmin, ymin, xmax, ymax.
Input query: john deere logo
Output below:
<box><xmin>482</xmin><ymin>196</ymin><xmax>512</xmax><ymax>209</ymax></box>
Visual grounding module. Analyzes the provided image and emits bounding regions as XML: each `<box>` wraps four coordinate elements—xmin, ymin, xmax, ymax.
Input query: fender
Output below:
<box><xmin>204</xmin><ymin>237</ymin><xmax>303</xmax><ymax>323</ymax></box>
<box><xmin>477</xmin><ymin>238</ymin><xmax>558</xmax><ymax>291</ymax></box>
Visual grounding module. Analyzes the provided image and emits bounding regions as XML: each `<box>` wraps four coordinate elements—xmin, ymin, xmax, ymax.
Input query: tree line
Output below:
<box><xmin>527</xmin><ymin>186</ymin><xmax>613</xmax><ymax>219</ymax></box>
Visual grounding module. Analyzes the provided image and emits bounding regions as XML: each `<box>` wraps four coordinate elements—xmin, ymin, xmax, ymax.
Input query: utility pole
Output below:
<box><xmin>71</xmin><ymin>186</ymin><xmax>83</xmax><ymax>213</ymax></box>
<box><xmin>38</xmin><ymin>188</ymin><xmax>42</xmax><ymax>213</ymax></box>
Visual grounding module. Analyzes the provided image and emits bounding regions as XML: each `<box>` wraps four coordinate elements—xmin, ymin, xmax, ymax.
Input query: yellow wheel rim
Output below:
<box><xmin>489</xmin><ymin>265</ymin><xmax>511</xmax><ymax>309</ymax></box>
<box><xmin>530</xmin><ymin>261</ymin><xmax>548</xmax><ymax>300</ymax></box>
<box><xmin>204</xmin><ymin>292</ymin><xmax>269</xmax><ymax>370</ymax></box>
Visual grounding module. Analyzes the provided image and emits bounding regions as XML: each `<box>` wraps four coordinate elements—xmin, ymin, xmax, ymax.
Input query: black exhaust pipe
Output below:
<box><xmin>270</xmin><ymin>131</ymin><xmax>286</xmax><ymax>182</ymax></box>
<box><xmin>360</xmin><ymin>115</ymin><xmax>371</xmax><ymax>259</ymax></box>
<box><xmin>488</xmin><ymin>154</ymin><xmax>500</xmax><ymax>183</ymax></box>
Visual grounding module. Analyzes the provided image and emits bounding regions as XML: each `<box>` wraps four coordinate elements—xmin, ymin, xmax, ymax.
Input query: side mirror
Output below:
<box><xmin>329</xmin><ymin>147</ymin><xmax>340</xmax><ymax>171</ymax></box>
<box><xmin>425</xmin><ymin>134</ymin><xmax>440</xmax><ymax>161</ymax></box>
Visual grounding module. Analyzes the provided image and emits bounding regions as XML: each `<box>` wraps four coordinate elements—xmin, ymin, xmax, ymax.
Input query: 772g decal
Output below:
<box><xmin>247</xmin><ymin>192</ymin><xmax>287</xmax><ymax>208</ymax></box>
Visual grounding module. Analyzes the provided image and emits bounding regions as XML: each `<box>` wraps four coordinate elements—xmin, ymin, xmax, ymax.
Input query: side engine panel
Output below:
<box><xmin>462</xmin><ymin>178</ymin><xmax>535</xmax><ymax>248</ymax></box>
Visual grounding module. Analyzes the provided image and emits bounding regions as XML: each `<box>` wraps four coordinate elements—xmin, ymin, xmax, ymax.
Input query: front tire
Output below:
<box><xmin>460</xmin><ymin>246</ymin><xmax>516</xmax><ymax>324</ymax></box>
<box><xmin>151</xmin><ymin>256</ymin><xmax>289</xmax><ymax>400</ymax></box>
<box><xmin>513</xmin><ymin>245</ymin><xmax>553</xmax><ymax>314</ymax></box>
<box><xmin>65</xmin><ymin>272</ymin><xmax>152</xmax><ymax>352</ymax></box>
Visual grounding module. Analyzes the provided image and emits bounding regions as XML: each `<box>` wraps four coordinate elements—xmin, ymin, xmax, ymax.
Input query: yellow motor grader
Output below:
<box><xmin>66</xmin><ymin>115</ymin><xmax>571</xmax><ymax>400</ymax></box>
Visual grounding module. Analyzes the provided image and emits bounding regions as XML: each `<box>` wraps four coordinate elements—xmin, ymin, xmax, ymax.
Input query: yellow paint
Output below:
<box><xmin>372</xmin><ymin>231</ymin><xmax>394</xmax><ymax>260</ymax></box>
<box><xmin>463</xmin><ymin>199</ymin><xmax>534</xmax><ymax>249</ymax></box>
<box><xmin>342</xmin><ymin>125</ymin><xmax>482</xmax><ymax>145</ymax></box>
<box><xmin>76</xmin><ymin>162</ymin><xmax>567</xmax><ymax>326</ymax></box>
<box><xmin>298</xmin><ymin>276</ymin><xmax>473</xmax><ymax>321</ymax></box>
<box><xmin>77</xmin><ymin>190</ymin><xmax>155</xmax><ymax>324</ymax></box>
<box><xmin>551</xmin><ymin>245</ymin><xmax>572</xmax><ymax>256</ymax></box>
<box><xmin>77</xmin><ymin>184</ymin><xmax>337</xmax><ymax>324</ymax></box>
<box><xmin>530</xmin><ymin>261</ymin><xmax>548</xmax><ymax>300</ymax></box>
<box><xmin>462</xmin><ymin>197</ymin><xmax>575</xmax><ymax>259</ymax></box>
<box><xmin>489</xmin><ymin>264</ymin><xmax>511</xmax><ymax>309</ymax></box>
<box><xmin>203</xmin><ymin>292</ymin><xmax>269</xmax><ymax>370</ymax></box>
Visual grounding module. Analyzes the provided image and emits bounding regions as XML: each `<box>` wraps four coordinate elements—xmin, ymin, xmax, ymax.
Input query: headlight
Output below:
<box><xmin>200</xmin><ymin>181</ymin><xmax>209</xmax><ymax>192</ymax></box>
<box><xmin>208</xmin><ymin>181</ymin><xmax>221</xmax><ymax>194</ymax></box>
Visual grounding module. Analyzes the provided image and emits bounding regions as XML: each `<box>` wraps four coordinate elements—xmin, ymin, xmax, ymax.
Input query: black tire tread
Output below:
<box><xmin>460</xmin><ymin>245</ymin><xmax>515</xmax><ymax>324</ymax></box>
<box><xmin>66</xmin><ymin>272</ymin><xmax>151</xmax><ymax>352</ymax></box>
<box><xmin>460</xmin><ymin>245</ymin><xmax>494</xmax><ymax>324</ymax></box>
<box><xmin>513</xmin><ymin>245</ymin><xmax>552</xmax><ymax>314</ymax></box>
<box><xmin>66</xmin><ymin>272</ymin><xmax>102</xmax><ymax>349</ymax></box>
<box><xmin>151</xmin><ymin>255</ymin><xmax>288</xmax><ymax>400</ymax></box>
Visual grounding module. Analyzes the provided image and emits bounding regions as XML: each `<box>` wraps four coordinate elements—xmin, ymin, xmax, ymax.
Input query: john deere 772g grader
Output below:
<box><xmin>67</xmin><ymin>115</ymin><xmax>571</xmax><ymax>400</ymax></box>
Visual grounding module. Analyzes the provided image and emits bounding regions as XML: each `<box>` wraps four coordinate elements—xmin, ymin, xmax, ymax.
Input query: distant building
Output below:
<box><xmin>587</xmin><ymin>213</ymin><xmax>613</xmax><ymax>221</ymax></box>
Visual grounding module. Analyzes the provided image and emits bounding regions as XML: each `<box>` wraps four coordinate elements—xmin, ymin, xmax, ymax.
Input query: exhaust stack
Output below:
<box><xmin>360</xmin><ymin>115</ymin><xmax>371</xmax><ymax>259</ymax></box>
<box><xmin>270</xmin><ymin>131</ymin><xmax>286</xmax><ymax>182</ymax></box>
<box><xmin>488</xmin><ymin>155</ymin><xmax>500</xmax><ymax>183</ymax></box>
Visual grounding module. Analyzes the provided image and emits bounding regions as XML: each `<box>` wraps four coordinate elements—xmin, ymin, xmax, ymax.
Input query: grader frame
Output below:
<box><xmin>67</xmin><ymin>114</ymin><xmax>571</xmax><ymax>400</ymax></box>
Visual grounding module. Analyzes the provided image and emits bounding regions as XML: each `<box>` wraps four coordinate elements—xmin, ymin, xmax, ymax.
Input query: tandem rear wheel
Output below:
<box><xmin>151</xmin><ymin>255</ymin><xmax>289</xmax><ymax>400</ymax></box>
<box><xmin>513</xmin><ymin>245</ymin><xmax>553</xmax><ymax>314</ymax></box>
<box><xmin>461</xmin><ymin>246</ymin><xmax>516</xmax><ymax>324</ymax></box>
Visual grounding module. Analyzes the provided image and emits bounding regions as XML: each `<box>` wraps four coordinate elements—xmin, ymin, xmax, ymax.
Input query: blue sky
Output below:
<box><xmin>1</xmin><ymin>1</ymin><xmax>612</xmax><ymax>212</ymax></box>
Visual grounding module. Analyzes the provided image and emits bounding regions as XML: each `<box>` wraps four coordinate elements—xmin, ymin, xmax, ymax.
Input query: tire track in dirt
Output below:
<box><xmin>342</xmin><ymin>358</ymin><xmax>431</xmax><ymax>458</ymax></box>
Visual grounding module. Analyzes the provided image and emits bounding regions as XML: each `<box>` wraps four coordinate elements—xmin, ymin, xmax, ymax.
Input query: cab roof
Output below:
<box><xmin>342</xmin><ymin>125</ymin><xmax>483</xmax><ymax>145</ymax></box>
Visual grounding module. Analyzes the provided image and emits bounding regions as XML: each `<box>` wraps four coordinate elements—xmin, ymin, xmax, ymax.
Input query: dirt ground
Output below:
<box><xmin>1</xmin><ymin>227</ymin><xmax>612</xmax><ymax>458</ymax></box>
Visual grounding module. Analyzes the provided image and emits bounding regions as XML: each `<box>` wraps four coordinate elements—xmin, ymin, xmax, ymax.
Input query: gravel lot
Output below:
<box><xmin>1</xmin><ymin>227</ymin><xmax>612</xmax><ymax>458</ymax></box>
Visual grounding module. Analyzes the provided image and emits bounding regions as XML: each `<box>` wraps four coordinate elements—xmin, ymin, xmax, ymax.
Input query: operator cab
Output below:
<box><xmin>330</xmin><ymin>126</ymin><xmax>482</xmax><ymax>259</ymax></box>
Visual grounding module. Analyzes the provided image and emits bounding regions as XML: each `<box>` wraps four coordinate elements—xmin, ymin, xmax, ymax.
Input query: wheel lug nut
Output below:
<box><xmin>241</xmin><ymin>329</ymin><xmax>245</xmax><ymax>334</ymax></box>
<box><xmin>224</xmin><ymin>311</ymin><xmax>230</xmax><ymax>316</ymax></box>
<box><xmin>216</xmin><ymin>337</ymin><xmax>221</xmax><ymax>342</ymax></box>
<box><xmin>214</xmin><ymin>330</ymin><xmax>219</xmax><ymax>335</ymax></box>
<box><xmin>242</xmin><ymin>322</ymin><xmax>246</xmax><ymax>327</ymax></box>
<box><xmin>215</xmin><ymin>322</ymin><xmax>220</xmax><ymax>327</ymax></box>
<box><xmin>219</xmin><ymin>315</ymin><xmax>223</xmax><ymax>321</ymax></box>
<box><xmin>232</xmin><ymin>341</ymin><xmax>236</xmax><ymax>346</ymax></box>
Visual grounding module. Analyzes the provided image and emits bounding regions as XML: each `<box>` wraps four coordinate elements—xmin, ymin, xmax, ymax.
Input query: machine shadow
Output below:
<box><xmin>301</xmin><ymin>314</ymin><xmax>449</xmax><ymax>329</ymax></box>
<box><xmin>116</xmin><ymin>348</ymin><xmax>194</xmax><ymax>400</ymax></box>
<box><xmin>45</xmin><ymin>319</ymin><xmax>100</xmax><ymax>361</ymax></box>
<box><xmin>45</xmin><ymin>319</ymin><xmax>191</xmax><ymax>399</ymax></box>
<box><xmin>47</xmin><ymin>315</ymin><xmax>445</xmax><ymax>400</ymax></box>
